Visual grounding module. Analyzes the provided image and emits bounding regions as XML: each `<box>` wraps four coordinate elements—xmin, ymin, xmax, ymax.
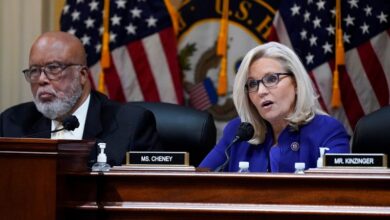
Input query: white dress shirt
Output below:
<box><xmin>51</xmin><ymin>94</ymin><xmax>90</xmax><ymax>140</ymax></box>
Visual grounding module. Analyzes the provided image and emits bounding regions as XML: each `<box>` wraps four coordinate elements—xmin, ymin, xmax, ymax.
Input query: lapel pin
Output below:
<box><xmin>290</xmin><ymin>142</ymin><xmax>300</xmax><ymax>151</ymax></box>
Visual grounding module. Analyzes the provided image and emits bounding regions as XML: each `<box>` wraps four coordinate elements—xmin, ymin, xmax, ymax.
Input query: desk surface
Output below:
<box><xmin>61</xmin><ymin>169</ymin><xmax>390</xmax><ymax>220</ymax></box>
<box><xmin>2</xmin><ymin>138</ymin><xmax>389</xmax><ymax>220</ymax></box>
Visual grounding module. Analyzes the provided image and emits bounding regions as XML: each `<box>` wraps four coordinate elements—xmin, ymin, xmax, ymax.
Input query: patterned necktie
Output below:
<box><xmin>51</xmin><ymin>121</ymin><xmax>64</xmax><ymax>139</ymax></box>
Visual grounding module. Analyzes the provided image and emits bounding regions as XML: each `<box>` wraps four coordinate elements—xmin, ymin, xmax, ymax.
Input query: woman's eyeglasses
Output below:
<box><xmin>245</xmin><ymin>72</ymin><xmax>293</xmax><ymax>93</ymax></box>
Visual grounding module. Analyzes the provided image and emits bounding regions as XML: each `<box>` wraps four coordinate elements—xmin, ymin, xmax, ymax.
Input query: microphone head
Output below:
<box><xmin>235</xmin><ymin>122</ymin><xmax>254</xmax><ymax>141</ymax></box>
<box><xmin>62</xmin><ymin>115</ymin><xmax>80</xmax><ymax>131</ymax></box>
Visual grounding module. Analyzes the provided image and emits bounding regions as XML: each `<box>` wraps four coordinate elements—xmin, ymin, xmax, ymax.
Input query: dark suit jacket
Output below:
<box><xmin>352</xmin><ymin>105</ymin><xmax>390</xmax><ymax>160</ymax></box>
<box><xmin>0</xmin><ymin>91</ymin><xmax>161</xmax><ymax>166</ymax></box>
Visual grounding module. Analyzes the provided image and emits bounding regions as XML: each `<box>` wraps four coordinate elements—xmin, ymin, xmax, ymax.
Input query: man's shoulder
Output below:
<box><xmin>1</xmin><ymin>102</ymin><xmax>38</xmax><ymax>117</ymax></box>
<box><xmin>90</xmin><ymin>90</ymin><xmax>116</xmax><ymax>105</ymax></box>
<box><xmin>359</xmin><ymin>105</ymin><xmax>390</xmax><ymax>124</ymax></box>
<box><xmin>89</xmin><ymin>91</ymin><xmax>151</xmax><ymax>115</ymax></box>
<box><xmin>117</xmin><ymin>103</ymin><xmax>153</xmax><ymax>120</ymax></box>
<box><xmin>89</xmin><ymin>90</ymin><xmax>121</xmax><ymax>113</ymax></box>
<box><xmin>0</xmin><ymin>102</ymin><xmax>44</xmax><ymax>135</ymax></box>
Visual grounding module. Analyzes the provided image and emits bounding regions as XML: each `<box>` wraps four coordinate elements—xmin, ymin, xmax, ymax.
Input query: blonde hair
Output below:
<box><xmin>233</xmin><ymin>42</ymin><xmax>325</xmax><ymax>144</ymax></box>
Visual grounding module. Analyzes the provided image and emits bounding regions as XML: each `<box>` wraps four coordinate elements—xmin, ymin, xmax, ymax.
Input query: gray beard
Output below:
<box><xmin>34</xmin><ymin>81</ymin><xmax>83</xmax><ymax>120</ymax></box>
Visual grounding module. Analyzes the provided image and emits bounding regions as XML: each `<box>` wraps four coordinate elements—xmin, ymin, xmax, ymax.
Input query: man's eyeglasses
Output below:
<box><xmin>22</xmin><ymin>63</ymin><xmax>83</xmax><ymax>83</ymax></box>
<box><xmin>245</xmin><ymin>72</ymin><xmax>293</xmax><ymax>93</ymax></box>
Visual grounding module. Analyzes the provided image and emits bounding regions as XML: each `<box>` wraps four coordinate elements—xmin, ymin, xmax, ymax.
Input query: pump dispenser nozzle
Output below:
<box><xmin>97</xmin><ymin>143</ymin><xmax>107</xmax><ymax>163</ymax></box>
<box><xmin>91</xmin><ymin>142</ymin><xmax>111</xmax><ymax>172</ymax></box>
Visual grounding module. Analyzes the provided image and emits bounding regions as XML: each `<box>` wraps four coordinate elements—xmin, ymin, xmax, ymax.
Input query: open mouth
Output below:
<box><xmin>261</xmin><ymin>100</ymin><xmax>273</xmax><ymax>107</ymax></box>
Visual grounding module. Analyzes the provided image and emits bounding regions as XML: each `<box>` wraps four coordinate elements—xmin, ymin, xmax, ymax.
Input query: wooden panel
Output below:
<box><xmin>61</xmin><ymin>171</ymin><xmax>390</xmax><ymax>219</ymax></box>
<box><xmin>0</xmin><ymin>138</ymin><xmax>94</xmax><ymax>220</ymax></box>
<box><xmin>1</xmin><ymin>138</ymin><xmax>389</xmax><ymax>219</ymax></box>
<box><xmin>64</xmin><ymin>202</ymin><xmax>390</xmax><ymax>220</ymax></box>
<box><xmin>0</xmin><ymin>154</ymin><xmax>57</xmax><ymax>220</ymax></box>
<box><xmin>100</xmin><ymin>172</ymin><xmax>390</xmax><ymax>206</ymax></box>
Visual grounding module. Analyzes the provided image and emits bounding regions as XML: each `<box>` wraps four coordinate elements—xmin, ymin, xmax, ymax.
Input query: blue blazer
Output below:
<box><xmin>199</xmin><ymin>114</ymin><xmax>350</xmax><ymax>172</ymax></box>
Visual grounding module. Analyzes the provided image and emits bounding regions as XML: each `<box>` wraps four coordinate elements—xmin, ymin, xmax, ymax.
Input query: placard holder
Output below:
<box><xmin>126</xmin><ymin>151</ymin><xmax>190</xmax><ymax>166</ymax></box>
<box><xmin>111</xmin><ymin>165</ymin><xmax>196</xmax><ymax>172</ymax></box>
<box><xmin>324</xmin><ymin>153</ymin><xmax>387</xmax><ymax>168</ymax></box>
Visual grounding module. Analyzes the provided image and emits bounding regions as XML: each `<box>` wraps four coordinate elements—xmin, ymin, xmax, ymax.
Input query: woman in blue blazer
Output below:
<box><xmin>199</xmin><ymin>42</ymin><xmax>350</xmax><ymax>172</ymax></box>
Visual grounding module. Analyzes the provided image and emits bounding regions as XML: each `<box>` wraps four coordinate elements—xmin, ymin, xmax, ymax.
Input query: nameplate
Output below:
<box><xmin>324</xmin><ymin>153</ymin><xmax>387</xmax><ymax>168</ymax></box>
<box><xmin>126</xmin><ymin>151</ymin><xmax>189</xmax><ymax>166</ymax></box>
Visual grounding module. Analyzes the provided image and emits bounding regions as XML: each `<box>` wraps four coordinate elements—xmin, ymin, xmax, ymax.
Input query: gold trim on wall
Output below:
<box><xmin>54</xmin><ymin>0</ymin><xmax>65</xmax><ymax>30</ymax></box>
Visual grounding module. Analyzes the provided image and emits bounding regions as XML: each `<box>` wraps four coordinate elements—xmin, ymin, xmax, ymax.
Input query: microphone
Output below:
<box><xmin>232</xmin><ymin>122</ymin><xmax>255</xmax><ymax>143</ymax></box>
<box><xmin>51</xmin><ymin>115</ymin><xmax>80</xmax><ymax>133</ymax></box>
<box><xmin>23</xmin><ymin>115</ymin><xmax>80</xmax><ymax>138</ymax></box>
<box><xmin>61</xmin><ymin>115</ymin><xmax>80</xmax><ymax>131</ymax></box>
<box><xmin>214</xmin><ymin>122</ymin><xmax>254</xmax><ymax>172</ymax></box>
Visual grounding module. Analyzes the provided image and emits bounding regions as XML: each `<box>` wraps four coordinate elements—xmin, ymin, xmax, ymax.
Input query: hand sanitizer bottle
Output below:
<box><xmin>238</xmin><ymin>161</ymin><xmax>250</xmax><ymax>173</ymax></box>
<box><xmin>294</xmin><ymin>162</ymin><xmax>305</xmax><ymax>174</ymax></box>
<box><xmin>316</xmin><ymin>147</ymin><xmax>330</xmax><ymax>168</ymax></box>
<box><xmin>92</xmin><ymin>143</ymin><xmax>111</xmax><ymax>172</ymax></box>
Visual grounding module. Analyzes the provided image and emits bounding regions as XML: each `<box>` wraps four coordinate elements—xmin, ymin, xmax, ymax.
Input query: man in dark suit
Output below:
<box><xmin>352</xmin><ymin>106</ymin><xmax>390</xmax><ymax>165</ymax></box>
<box><xmin>0</xmin><ymin>31</ymin><xmax>160</xmax><ymax>166</ymax></box>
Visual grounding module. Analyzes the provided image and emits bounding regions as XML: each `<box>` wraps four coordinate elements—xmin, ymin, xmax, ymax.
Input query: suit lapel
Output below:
<box><xmin>83</xmin><ymin>92</ymin><xmax>103</xmax><ymax>139</ymax></box>
<box><xmin>30</xmin><ymin>116</ymin><xmax>51</xmax><ymax>138</ymax></box>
